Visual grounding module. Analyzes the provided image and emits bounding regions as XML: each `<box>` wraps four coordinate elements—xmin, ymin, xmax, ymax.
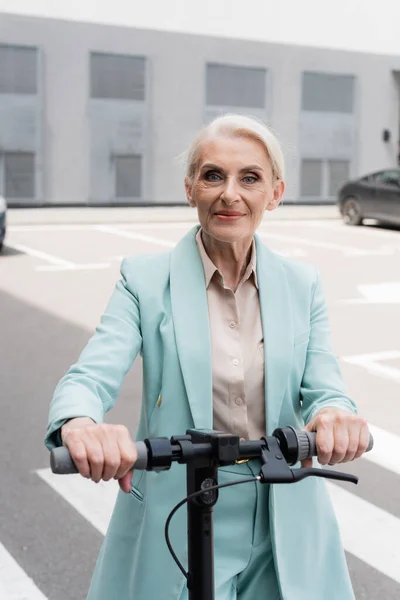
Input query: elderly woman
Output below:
<box><xmin>45</xmin><ymin>114</ymin><xmax>370</xmax><ymax>600</ymax></box>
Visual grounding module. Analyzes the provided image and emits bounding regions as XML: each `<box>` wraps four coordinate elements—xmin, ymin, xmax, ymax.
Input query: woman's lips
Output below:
<box><xmin>214</xmin><ymin>212</ymin><xmax>244</xmax><ymax>221</ymax></box>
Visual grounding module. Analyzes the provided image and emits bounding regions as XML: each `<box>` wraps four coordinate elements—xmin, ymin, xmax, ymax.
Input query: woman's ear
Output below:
<box><xmin>185</xmin><ymin>177</ymin><xmax>196</xmax><ymax>207</ymax></box>
<box><xmin>266</xmin><ymin>179</ymin><xmax>285</xmax><ymax>212</ymax></box>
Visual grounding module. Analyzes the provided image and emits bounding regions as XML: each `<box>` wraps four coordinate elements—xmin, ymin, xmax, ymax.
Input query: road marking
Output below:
<box><xmin>273</xmin><ymin>248</ymin><xmax>308</xmax><ymax>257</ymax></box>
<box><xmin>341</xmin><ymin>283</ymin><xmax>400</xmax><ymax>304</ymax></box>
<box><xmin>105</xmin><ymin>222</ymin><xmax>195</xmax><ymax>231</ymax></box>
<box><xmin>6</xmin><ymin>242</ymin><xmax>111</xmax><ymax>272</ymax></box>
<box><xmin>8</xmin><ymin>225</ymin><xmax>100</xmax><ymax>232</ymax></box>
<box><xmin>35</xmin><ymin>263</ymin><xmax>111</xmax><ymax>272</ymax></box>
<box><xmin>366</xmin><ymin>424</ymin><xmax>400</xmax><ymax>477</ymax></box>
<box><xmin>341</xmin><ymin>350</ymin><xmax>400</xmax><ymax>383</ymax></box>
<box><xmin>7</xmin><ymin>220</ymin><xmax>335</xmax><ymax>233</ymax></box>
<box><xmin>257</xmin><ymin>232</ymin><xmax>394</xmax><ymax>257</ymax></box>
<box><xmin>0</xmin><ymin>542</ymin><xmax>48</xmax><ymax>599</ymax></box>
<box><xmin>7</xmin><ymin>243</ymin><xmax>76</xmax><ymax>269</ymax></box>
<box><xmin>303</xmin><ymin>220</ymin><xmax>400</xmax><ymax>239</ymax></box>
<box><xmin>95</xmin><ymin>225</ymin><xmax>176</xmax><ymax>247</ymax></box>
<box><xmin>36</xmin><ymin>468</ymin><xmax>117</xmax><ymax>536</ymax></box>
<box><xmin>8</xmin><ymin>223</ymin><xmax>194</xmax><ymax>233</ymax></box>
<box><xmin>327</xmin><ymin>483</ymin><xmax>400</xmax><ymax>584</ymax></box>
<box><xmin>37</xmin><ymin>460</ymin><xmax>400</xmax><ymax>585</ymax></box>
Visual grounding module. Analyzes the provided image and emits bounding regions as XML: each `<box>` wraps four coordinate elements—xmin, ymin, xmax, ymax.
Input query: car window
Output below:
<box><xmin>374</xmin><ymin>170</ymin><xmax>400</xmax><ymax>185</ymax></box>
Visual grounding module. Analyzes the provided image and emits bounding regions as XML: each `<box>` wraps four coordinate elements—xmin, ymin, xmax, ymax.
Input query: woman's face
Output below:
<box><xmin>185</xmin><ymin>135</ymin><xmax>285</xmax><ymax>243</ymax></box>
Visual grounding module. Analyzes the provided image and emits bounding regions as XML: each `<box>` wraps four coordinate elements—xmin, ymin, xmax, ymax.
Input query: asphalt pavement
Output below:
<box><xmin>1</xmin><ymin>208</ymin><xmax>400</xmax><ymax>599</ymax></box>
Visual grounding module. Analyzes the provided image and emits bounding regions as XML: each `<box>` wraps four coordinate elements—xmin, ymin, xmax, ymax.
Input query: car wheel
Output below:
<box><xmin>342</xmin><ymin>197</ymin><xmax>363</xmax><ymax>226</ymax></box>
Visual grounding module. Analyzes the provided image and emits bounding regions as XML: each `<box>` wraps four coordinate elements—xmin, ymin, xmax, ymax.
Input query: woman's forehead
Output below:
<box><xmin>197</xmin><ymin>135</ymin><xmax>271</xmax><ymax>171</ymax></box>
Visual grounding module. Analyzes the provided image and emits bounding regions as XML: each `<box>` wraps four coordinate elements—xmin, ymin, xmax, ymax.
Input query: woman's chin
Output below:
<box><xmin>207</xmin><ymin>223</ymin><xmax>252</xmax><ymax>243</ymax></box>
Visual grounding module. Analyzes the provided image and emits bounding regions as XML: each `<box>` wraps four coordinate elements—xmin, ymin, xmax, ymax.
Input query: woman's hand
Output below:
<box><xmin>61</xmin><ymin>418</ymin><xmax>138</xmax><ymax>493</ymax></box>
<box><xmin>301</xmin><ymin>407</ymin><xmax>370</xmax><ymax>468</ymax></box>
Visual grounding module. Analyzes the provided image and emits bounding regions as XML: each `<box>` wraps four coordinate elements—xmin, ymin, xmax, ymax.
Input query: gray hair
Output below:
<box><xmin>185</xmin><ymin>114</ymin><xmax>285</xmax><ymax>183</ymax></box>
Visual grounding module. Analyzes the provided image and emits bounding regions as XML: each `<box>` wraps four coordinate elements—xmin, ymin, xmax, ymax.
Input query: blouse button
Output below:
<box><xmin>235</xmin><ymin>397</ymin><xmax>243</xmax><ymax>405</ymax></box>
<box><xmin>229</xmin><ymin>321</ymin><xmax>236</xmax><ymax>329</ymax></box>
<box><xmin>232</xmin><ymin>358</ymin><xmax>239</xmax><ymax>366</ymax></box>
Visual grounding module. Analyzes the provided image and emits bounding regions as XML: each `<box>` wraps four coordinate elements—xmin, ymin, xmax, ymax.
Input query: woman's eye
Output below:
<box><xmin>243</xmin><ymin>175</ymin><xmax>257</xmax><ymax>184</ymax></box>
<box><xmin>204</xmin><ymin>172</ymin><xmax>222</xmax><ymax>182</ymax></box>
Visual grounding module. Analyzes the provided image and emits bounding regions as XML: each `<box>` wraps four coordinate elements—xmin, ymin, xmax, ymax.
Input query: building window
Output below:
<box><xmin>328</xmin><ymin>160</ymin><xmax>350</xmax><ymax>196</ymax></box>
<box><xmin>0</xmin><ymin>45</ymin><xmax>37</xmax><ymax>95</ymax></box>
<box><xmin>206</xmin><ymin>63</ymin><xmax>266</xmax><ymax>108</ymax></box>
<box><xmin>4</xmin><ymin>152</ymin><xmax>35</xmax><ymax>198</ymax></box>
<box><xmin>301</xmin><ymin>158</ymin><xmax>350</xmax><ymax>199</ymax></box>
<box><xmin>300</xmin><ymin>159</ymin><xmax>323</xmax><ymax>197</ymax></box>
<box><xmin>114</xmin><ymin>155</ymin><xmax>142</xmax><ymax>198</ymax></box>
<box><xmin>90</xmin><ymin>53</ymin><xmax>146</xmax><ymax>101</ymax></box>
<box><xmin>301</xmin><ymin>72</ymin><xmax>354</xmax><ymax>113</ymax></box>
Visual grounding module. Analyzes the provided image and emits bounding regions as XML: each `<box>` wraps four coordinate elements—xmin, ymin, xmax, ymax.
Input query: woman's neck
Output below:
<box><xmin>201</xmin><ymin>230</ymin><xmax>253</xmax><ymax>292</ymax></box>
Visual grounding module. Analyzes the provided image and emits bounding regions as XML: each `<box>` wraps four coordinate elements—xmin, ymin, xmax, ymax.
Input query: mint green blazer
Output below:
<box><xmin>45</xmin><ymin>225</ymin><xmax>356</xmax><ymax>600</ymax></box>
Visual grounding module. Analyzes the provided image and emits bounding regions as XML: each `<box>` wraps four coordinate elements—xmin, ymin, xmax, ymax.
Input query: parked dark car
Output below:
<box><xmin>337</xmin><ymin>168</ymin><xmax>400</xmax><ymax>226</ymax></box>
<box><xmin>0</xmin><ymin>196</ymin><xmax>6</xmax><ymax>251</ymax></box>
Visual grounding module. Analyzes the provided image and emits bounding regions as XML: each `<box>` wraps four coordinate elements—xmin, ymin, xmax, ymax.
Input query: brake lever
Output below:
<box><xmin>257</xmin><ymin>436</ymin><xmax>358</xmax><ymax>485</ymax></box>
<box><xmin>291</xmin><ymin>468</ymin><xmax>358</xmax><ymax>485</ymax></box>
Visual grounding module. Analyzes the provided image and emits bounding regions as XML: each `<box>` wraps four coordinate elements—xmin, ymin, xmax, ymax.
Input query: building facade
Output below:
<box><xmin>1</xmin><ymin>11</ymin><xmax>400</xmax><ymax>206</ymax></box>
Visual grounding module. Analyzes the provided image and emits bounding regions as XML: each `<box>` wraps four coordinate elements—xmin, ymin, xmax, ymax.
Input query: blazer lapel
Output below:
<box><xmin>255</xmin><ymin>235</ymin><xmax>294</xmax><ymax>435</ymax></box>
<box><xmin>170</xmin><ymin>226</ymin><xmax>213</xmax><ymax>430</ymax></box>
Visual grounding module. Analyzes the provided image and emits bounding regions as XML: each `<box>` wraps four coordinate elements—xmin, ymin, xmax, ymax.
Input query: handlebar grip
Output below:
<box><xmin>50</xmin><ymin>441</ymin><xmax>148</xmax><ymax>475</ymax></box>
<box><xmin>297</xmin><ymin>431</ymin><xmax>374</xmax><ymax>462</ymax></box>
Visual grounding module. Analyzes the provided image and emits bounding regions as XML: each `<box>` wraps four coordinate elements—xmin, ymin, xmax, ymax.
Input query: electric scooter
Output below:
<box><xmin>50</xmin><ymin>426</ymin><xmax>373</xmax><ymax>600</ymax></box>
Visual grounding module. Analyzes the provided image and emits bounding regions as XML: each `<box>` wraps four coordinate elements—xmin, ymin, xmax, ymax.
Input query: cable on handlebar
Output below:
<box><xmin>164</xmin><ymin>475</ymin><xmax>259</xmax><ymax>579</ymax></box>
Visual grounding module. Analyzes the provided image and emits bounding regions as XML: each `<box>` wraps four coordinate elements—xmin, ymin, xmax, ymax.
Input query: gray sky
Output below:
<box><xmin>1</xmin><ymin>0</ymin><xmax>400</xmax><ymax>56</ymax></box>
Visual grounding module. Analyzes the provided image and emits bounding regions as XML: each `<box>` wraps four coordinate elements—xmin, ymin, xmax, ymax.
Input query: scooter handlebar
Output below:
<box><xmin>49</xmin><ymin>429</ymin><xmax>374</xmax><ymax>475</ymax></box>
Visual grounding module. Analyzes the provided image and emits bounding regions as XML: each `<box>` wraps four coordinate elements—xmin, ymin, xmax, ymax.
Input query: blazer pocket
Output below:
<box><xmin>148</xmin><ymin>392</ymin><xmax>163</xmax><ymax>425</ymax></box>
<box><xmin>130</xmin><ymin>469</ymin><xmax>145</xmax><ymax>502</ymax></box>
<box><xmin>294</xmin><ymin>330</ymin><xmax>310</xmax><ymax>348</ymax></box>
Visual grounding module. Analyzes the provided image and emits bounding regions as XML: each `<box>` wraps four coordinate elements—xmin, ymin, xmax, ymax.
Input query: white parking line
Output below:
<box><xmin>7</xmin><ymin>242</ymin><xmax>111</xmax><ymax>272</ymax></box>
<box><xmin>341</xmin><ymin>350</ymin><xmax>400</xmax><ymax>383</ymax></box>
<box><xmin>36</xmin><ymin>468</ymin><xmax>117</xmax><ymax>536</ymax></box>
<box><xmin>35</xmin><ymin>263</ymin><xmax>110</xmax><ymax>272</ymax></box>
<box><xmin>366</xmin><ymin>424</ymin><xmax>400</xmax><ymax>477</ymax></box>
<box><xmin>341</xmin><ymin>283</ymin><xmax>400</xmax><ymax>304</ymax></box>
<box><xmin>8</xmin><ymin>225</ymin><xmax>100</xmax><ymax>232</ymax></box>
<box><xmin>6</xmin><ymin>220</ymin><xmax>335</xmax><ymax>233</ymax></box>
<box><xmin>303</xmin><ymin>220</ymin><xmax>400</xmax><ymax>239</ymax></box>
<box><xmin>273</xmin><ymin>248</ymin><xmax>308</xmax><ymax>258</ymax></box>
<box><xmin>327</xmin><ymin>483</ymin><xmax>400</xmax><ymax>585</ymax></box>
<box><xmin>8</xmin><ymin>223</ymin><xmax>194</xmax><ymax>233</ymax></box>
<box><xmin>96</xmin><ymin>225</ymin><xmax>176</xmax><ymax>247</ymax></box>
<box><xmin>0</xmin><ymin>542</ymin><xmax>48</xmax><ymax>599</ymax></box>
<box><xmin>8</xmin><ymin>243</ymin><xmax>76</xmax><ymax>269</ymax></box>
<box><xmin>257</xmin><ymin>232</ymin><xmax>394</xmax><ymax>257</ymax></box>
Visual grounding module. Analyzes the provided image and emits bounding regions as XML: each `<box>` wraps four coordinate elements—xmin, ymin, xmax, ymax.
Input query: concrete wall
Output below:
<box><xmin>1</xmin><ymin>12</ymin><xmax>400</xmax><ymax>206</ymax></box>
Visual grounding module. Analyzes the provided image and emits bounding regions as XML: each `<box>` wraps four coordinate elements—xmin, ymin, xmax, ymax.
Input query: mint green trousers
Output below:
<box><xmin>179</xmin><ymin>460</ymin><xmax>281</xmax><ymax>600</ymax></box>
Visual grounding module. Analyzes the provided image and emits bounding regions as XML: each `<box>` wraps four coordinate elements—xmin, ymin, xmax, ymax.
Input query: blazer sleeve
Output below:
<box><xmin>300</xmin><ymin>270</ymin><xmax>357</xmax><ymax>424</ymax></box>
<box><xmin>44</xmin><ymin>258</ymin><xmax>142</xmax><ymax>450</ymax></box>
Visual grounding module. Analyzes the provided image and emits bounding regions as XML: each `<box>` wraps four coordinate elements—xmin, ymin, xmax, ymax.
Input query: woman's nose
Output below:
<box><xmin>221</xmin><ymin>178</ymin><xmax>240</xmax><ymax>204</ymax></box>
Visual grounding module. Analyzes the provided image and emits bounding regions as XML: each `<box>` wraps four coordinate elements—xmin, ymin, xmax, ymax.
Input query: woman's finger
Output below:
<box><xmin>341</xmin><ymin>424</ymin><xmax>359</xmax><ymax>463</ymax></box>
<box><xmin>315</xmin><ymin>415</ymin><xmax>335</xmax><ymax>465</ymax></box>
<box><xmin>115</xmin><ymin>433</ymin><xmax>137</xmax><ymax>481</ymax></box>
<box><xmin>329</xmin><ymin>420</ymin><xmax>349</xmax><ymax>464</ymax></box>
<box><xmin>86</xmin><ymin>438</ymin><xmax>105</xmax><ymax>483</ymax></box>
<box><xmin>100</xmin><ymin>434</ymin><xmax>122</xmax><ymax>482</ymax></box>
<box><xmin>65</xmin><ymin>434</ymin><xmax>91</xmax><ymax>478</ymax></box>
<box><xmin>354</xmin><ymin>422</ymin><xmax>370</xmax><ymax>459</ymax></box>
<box><xmin>118</xmin><ymin>470</ymin><xmax>134</xmax><ymax>494</ymax></box>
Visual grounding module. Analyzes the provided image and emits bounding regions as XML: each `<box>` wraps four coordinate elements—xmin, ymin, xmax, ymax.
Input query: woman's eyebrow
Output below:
<box><xmin>200</xmin><ymin>163</ymin><xmax>224</xmax><ymax>171</ymax></box>
<box><xmin>239</xmin><ymin>165</ymin><xmax>264</xmax><ymax>173</ymax></box>
<box><xmin>200</xmin><ymin>163</ymin><xmax>264</xmax><ymax>172</ymax></box>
